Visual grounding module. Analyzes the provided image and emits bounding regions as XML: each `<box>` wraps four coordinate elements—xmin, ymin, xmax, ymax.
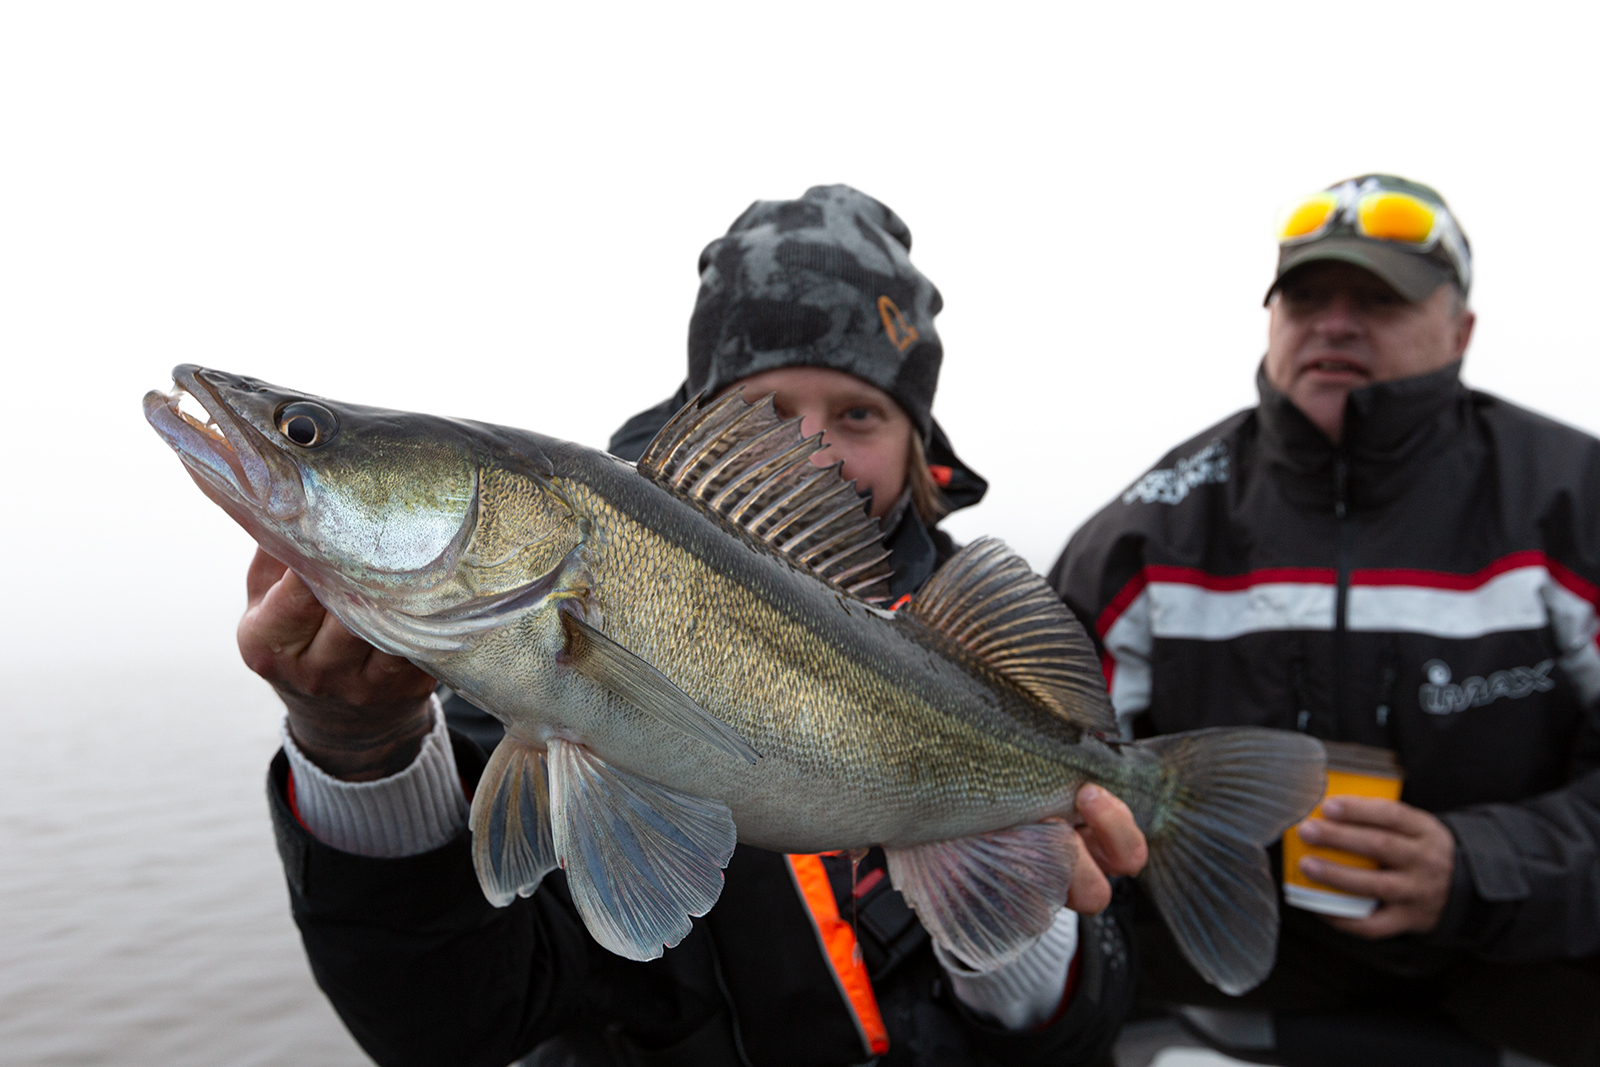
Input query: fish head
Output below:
<box><xmin>144</xmin><ymin>365</ymin><xmax>491</xmax><ymax>603</ymax></box>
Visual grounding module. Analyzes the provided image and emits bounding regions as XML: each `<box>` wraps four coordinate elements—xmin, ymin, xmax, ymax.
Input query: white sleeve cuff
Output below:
<box><xmin>935</xmin><ymin>908</ymin><xmax>1079</xmax><ymax>1031</ymax></box>
<box><xmin>281</xmin><ymin>694</ymin><xmax>469</xmax><ymax>858</ymax></box>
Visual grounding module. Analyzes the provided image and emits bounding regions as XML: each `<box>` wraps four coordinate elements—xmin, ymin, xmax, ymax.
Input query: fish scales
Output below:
<box><xmin>592</xmin><ymin>441</ymin><xmax>1101</xmax><ymax>756</ymax></box>
<box><xmin>470</xmin><ymin>461</ymin><xmax>1098</xmax><ymax>852</ymax></box>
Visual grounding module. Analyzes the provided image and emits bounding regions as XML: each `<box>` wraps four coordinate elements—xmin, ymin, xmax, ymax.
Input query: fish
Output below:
<box><xmin>145</xmin><ymin>364</ymin><xmax>1326</xmax><ymax>995</ymax></box>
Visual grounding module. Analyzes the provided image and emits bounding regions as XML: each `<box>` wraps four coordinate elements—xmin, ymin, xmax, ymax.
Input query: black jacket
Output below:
<box><xmin>269</xmin><ymin>412</ymin><xmax>1137</xmax><ymax>1067</ymax></box>
<box><xmin>268</xmin><ymin>727</ymin><xmax>1135</xmax><ymax>1067</ymax></box>
<box><xmin>1051</xmin><ymin>361</ymin><xmax>1600</xmax><ymax>968</ymax></box>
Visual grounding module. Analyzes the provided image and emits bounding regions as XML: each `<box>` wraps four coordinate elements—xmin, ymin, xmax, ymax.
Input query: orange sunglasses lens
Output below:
<box><xmin>1278</xmin><ymin>192</ymin><xmax>1340</xmax><ymax>241</ymax></box>
<box><xmin>1358</xmin><ymin>192</ymin><xmax>1436</xmax><ymax>244</ymax></box>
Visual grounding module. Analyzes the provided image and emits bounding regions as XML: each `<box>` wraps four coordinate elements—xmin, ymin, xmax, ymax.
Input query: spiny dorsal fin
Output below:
<box><xmin>906</xmin><ymin>537</ymin><xmax>1116</xmax><ymax>733</ymax></box>
<box><xmin>636</xmin><ymin>391</ymin><xmax>893</xmax><ymax>599</ymax></box>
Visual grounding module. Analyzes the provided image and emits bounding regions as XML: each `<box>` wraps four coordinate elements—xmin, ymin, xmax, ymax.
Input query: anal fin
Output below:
<box><xmin>469</xmin><ymin>735</ymin><xmax>558</xmax><ymax>907</ymax></box>
<box><xmin>560</xmin><ymin>611</ymin><xmax>760</xmax><ymax>764</ymax></box>
<box><xmin>547</xmin><ymin>738</ymin><xmax>738</xmax><ymax>961</ymax></box>
<box><xmin>885</xmin><ymin>822</ymin><xmax>1077</xmax><ymax>972</ymax></box>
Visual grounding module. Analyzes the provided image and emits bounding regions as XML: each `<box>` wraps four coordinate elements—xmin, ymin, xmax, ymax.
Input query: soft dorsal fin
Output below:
<box><xmin>906</xmin><ymin>537</ymin><xmax>1116</xmax><ymax>734</ymax></box>
<box><xmin>636</xmin><ymin>391</ymin><xmax>893</xmax><ymax>599</ymax></box>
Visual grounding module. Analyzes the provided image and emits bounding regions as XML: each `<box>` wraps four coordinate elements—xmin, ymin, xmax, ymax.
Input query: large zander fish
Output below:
<box><xmin>146</xmin><ymin>365</ymin><xmax>1325</xmax><ymax>995</ymax></box>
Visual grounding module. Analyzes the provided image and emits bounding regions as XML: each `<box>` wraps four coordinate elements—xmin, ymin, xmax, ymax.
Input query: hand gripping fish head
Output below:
<box><xmin>143</xmin><ymin>364</ymin><xmax>584</xmax><ymax>652</ymax></box>
<box><xmin>147</xmin><ymin>366</ymin><xmax>1326</xmax><ymax>996</ymax></box>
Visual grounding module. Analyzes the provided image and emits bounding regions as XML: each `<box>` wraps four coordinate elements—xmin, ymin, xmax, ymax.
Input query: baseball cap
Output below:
<box><xmin>1266</xmin><ymin>174</ymin><xmax>1472</xmax><ymax>305</ymax></box>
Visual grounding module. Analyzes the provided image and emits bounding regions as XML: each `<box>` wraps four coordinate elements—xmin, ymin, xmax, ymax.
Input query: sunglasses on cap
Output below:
<box><xmin>1275</xmin><ymin>178</ymin><xmax>1471</xmax><ymax>290</ymax></box>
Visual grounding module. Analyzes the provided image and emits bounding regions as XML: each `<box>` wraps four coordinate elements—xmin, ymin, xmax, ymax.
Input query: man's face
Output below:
<box><xmin>1264</xmin><ymin>261</ymin><xmax>1475</xmax><ymax>442</ymax></box>
<box><xmin>731</xmin><ymin>366</ymin><xmax>913</xmax><ymax>519</ymax></box>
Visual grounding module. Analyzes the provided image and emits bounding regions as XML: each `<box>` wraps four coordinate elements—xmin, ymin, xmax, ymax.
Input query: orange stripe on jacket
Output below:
<box><xmin>785</xmin><ymin>854</ymin><xmax>890</xmax><ymax>1056</ymax></box>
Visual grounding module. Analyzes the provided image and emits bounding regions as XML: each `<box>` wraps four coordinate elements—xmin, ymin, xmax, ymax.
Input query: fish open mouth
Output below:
<box><xmin>143</xmin><ymin>367</ymin><xmax>263</xmax><ymax>506</ymax></box>
<box><xmin>146</xmin><ymin>364</ymin><xmax>318</xmax><ymax>531</ymax></box>
<box><xmin>172</xmin><ymin>384</ymin><xmax>230</xmax><ymax>447</ymax></box>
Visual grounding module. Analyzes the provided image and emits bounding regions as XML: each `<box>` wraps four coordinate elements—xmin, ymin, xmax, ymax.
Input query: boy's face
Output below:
<box><xmin>732</xmin><ymin>366</ymin><xmax>913</xmax><ymax>519</ymax></box>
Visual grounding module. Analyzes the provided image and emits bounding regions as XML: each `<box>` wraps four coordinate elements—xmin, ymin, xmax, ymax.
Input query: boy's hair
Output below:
<box><xmin>907</xmin><ymin>432</ymin><xmax>949</xmax><ymax>523</ymax></box>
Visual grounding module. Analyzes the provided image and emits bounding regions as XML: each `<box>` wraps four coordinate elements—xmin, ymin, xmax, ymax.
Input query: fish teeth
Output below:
<box><xmin>173</xmin><ymin>386</ymin><xmax>226</xmax><ymax>441</ymax></box>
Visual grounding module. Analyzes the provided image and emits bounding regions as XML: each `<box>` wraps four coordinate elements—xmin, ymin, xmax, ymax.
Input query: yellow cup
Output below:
<box><xmin>1282</xmin><ymin>741</ymin><xmax>1403</xmax><ymax>918</ymax></box>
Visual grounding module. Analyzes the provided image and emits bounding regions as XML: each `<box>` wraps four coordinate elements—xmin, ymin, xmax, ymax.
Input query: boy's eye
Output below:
<box><xmin>843</xmin><ymin>406</ymin><xmax>874</xmax><ymax>421</ymax></box>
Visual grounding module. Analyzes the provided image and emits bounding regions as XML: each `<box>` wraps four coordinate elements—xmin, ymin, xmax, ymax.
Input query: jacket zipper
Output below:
<box><xmin>1290</xmin><ymin>651</ymin><xmax>1312</xmax><ymax>732</ymax></box>
<box><xmin>700</xmin><ymin>923</ymin><xmax>756</xmax><ymax>1067</ymax></box>
<box><xmin>1332</xmin><ymin>454</ymin><xmax>1352</xmax><ymax>740</ymax></box>
<box><xmin>1376</xmin><ymin>635</ymin><xmax>1399</xmax><ymax>746</ymax></box>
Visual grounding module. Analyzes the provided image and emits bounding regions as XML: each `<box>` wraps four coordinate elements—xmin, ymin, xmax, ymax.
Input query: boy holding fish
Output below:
<box><xmin>239</xmin><ymin>186</ymin><xmax>1153</xmax><ymax>1066</ymax></box>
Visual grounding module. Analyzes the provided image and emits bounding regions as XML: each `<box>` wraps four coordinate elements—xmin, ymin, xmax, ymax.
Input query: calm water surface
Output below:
<box><xmin>0</xmin><ymin>666</ymin><xmax>1249</xmax><ymax>1067</ymax></box>
<box><xmin>1</xmin><ymin>667</ymin><xmax>367</xmax><ymax>1066</ymax></box>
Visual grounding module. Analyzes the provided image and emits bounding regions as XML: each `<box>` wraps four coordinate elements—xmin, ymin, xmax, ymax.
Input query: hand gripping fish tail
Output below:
<box><xmin>145</xmin><ymin>366</ymin><xmax>1325</xmax><ymax>995</ymax></box>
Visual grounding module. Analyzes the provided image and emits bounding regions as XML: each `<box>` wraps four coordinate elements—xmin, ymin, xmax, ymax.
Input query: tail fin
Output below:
<box><xmin>1136</xmin><ymin>728</ymin><xmax>1326</xmax><ymax>995</ymax></box>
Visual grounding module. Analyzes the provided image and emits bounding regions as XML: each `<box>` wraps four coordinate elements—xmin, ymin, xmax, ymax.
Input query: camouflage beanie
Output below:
<box><xmin>687</xmin><ymin>184</ymin><xmax>944</xmax><ymax>439</ymax></box>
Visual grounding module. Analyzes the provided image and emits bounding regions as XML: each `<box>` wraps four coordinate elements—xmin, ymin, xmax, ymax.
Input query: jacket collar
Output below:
<box><xmin>878</xmin><ymin>490</ymin><xmax>940</xmax><ymax>598</ymax></box>
<box><xmin>1255</xmin><ymin>360</ymin><xmax>1469</xmax><ymax>512</ymax></box>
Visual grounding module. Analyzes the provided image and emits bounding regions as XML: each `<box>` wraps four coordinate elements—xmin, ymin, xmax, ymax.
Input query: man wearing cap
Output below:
<box><xmin>248</xmin><ymin>186</ymin><xmax>1146</xmax><ymax>1067</ymax></box>
<box><xmin>1052</xmin><ymin>175</ymin><xmax>1600</xmax><ymax>1065</ymax></box>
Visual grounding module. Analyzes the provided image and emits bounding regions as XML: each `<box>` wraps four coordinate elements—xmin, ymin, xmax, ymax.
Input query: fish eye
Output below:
<box><xmin>275</xmin><ymin>401</ymin><xmax>339</xmax><ymax>448</ymax></box>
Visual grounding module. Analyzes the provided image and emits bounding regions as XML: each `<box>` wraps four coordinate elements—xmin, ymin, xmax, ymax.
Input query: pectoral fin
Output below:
<box><xmin>559</xmin><ymin>611</ymin><xmax>760</xmax><ymax>765</ymax></box>
<box><xmin>360</xmin><ymin>545</ymin><xmax>587</xmax><ymax>653</ymax></box>
<box><xmin>885</xmin><ymin>822</ymin><xmax>1077</xmax><ymax>972</ymax></box>
<box><xmin>469</xmin><ymin>735</ymin><xmax>558</xmax><ymax>907</ymax></box>
<box><xmin>547</xmin><ymin>738</ymin><xmax>738</xmax><ymax>961</ymax></box>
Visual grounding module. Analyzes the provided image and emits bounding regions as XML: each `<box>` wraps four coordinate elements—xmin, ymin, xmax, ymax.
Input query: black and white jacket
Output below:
<box><xmin>1051</xmin><ymin>361</ymin><xmax>1600</xmax><ymax>965</ymax></box>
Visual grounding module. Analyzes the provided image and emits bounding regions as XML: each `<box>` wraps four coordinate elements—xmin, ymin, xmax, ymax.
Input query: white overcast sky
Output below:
<box><xmin>5</xmin><ymin>2</ymin><xmax>1598</xmax><ymax>675</ymax></box>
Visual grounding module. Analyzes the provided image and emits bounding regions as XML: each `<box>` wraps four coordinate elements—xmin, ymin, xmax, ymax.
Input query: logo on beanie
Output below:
<box><xmin>878</xmin><ymin>296</ymin><xmax>919</xmax><ymax>352</ymax></box>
